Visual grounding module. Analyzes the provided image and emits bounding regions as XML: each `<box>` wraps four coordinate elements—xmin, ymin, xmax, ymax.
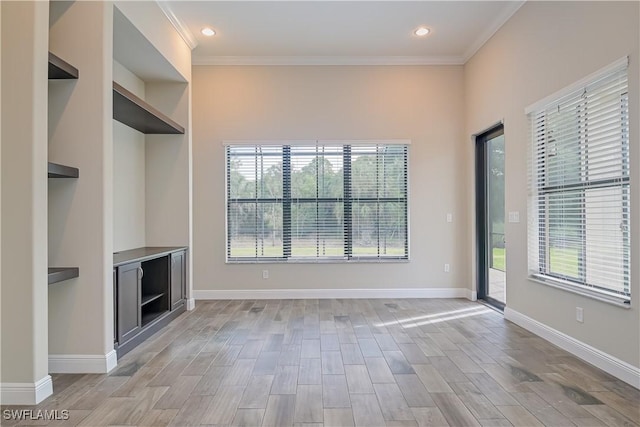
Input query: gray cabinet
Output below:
<box><xmin>171</xmin><ymin>250</ymin><xmax>185</xmax><ymax>310</ymax></box>
<box><xmin>113</xmin><ymin>247</ymin><xmax>187</xmax><ymax>357</ymax></box>
<box><xmin>116</xmin><ymin>261</ymin><xmax>141</xmax><ymax>344</ymax></box>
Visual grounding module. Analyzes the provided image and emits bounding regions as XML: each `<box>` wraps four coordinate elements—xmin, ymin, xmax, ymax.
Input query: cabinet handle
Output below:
<box><xmin>138</xmin><ymin>267</ymin><xmax>144</xmax><ymax>279</ymax></box>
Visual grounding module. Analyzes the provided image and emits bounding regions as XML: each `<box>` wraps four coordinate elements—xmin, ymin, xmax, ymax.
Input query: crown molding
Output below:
<box><xmin>160</xmin><ymin>0</ymin><xmax>523</xmax><ymax>64</ymax></box>
<box><xmin>462</xmin><ymin>0</ymin><xmax>526</xmax><ymax>62</ymax></box>
<box><xmin>156</xmin><ymin>0</ymin><xmax>198</xmax><ymax>50</ymax></box>
<box><xmin>192</xmin><ymin>55</ymin><xmax>465</xmax><ymax>66</ymax></box>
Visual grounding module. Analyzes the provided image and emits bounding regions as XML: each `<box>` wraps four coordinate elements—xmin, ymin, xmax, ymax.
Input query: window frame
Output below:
<box><xmin>526</xmin><ymin>58</ymin><xmax>631</xmax><ymax>306</ymax></box>
<box><xmin>225</xmin><ymin>141</ymin><xmax>410</xmax><ymax>263</ymax></box>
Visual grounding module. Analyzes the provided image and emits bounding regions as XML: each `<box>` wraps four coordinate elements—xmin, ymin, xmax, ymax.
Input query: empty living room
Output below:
<box><xmin>1</xmin><ymin>1</ymin><xmax>638</xmax><ymax>426</ymax></box>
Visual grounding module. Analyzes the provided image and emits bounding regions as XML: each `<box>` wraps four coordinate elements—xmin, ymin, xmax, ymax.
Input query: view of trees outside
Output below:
<box><xmin>540</xmin><ymin>91</ymin><xmax>629</xmax><ymax>292</ymax></box>
<box><xmin>226</xmin><ymin>145</ymin><xmax>407</xmax><ymax>259</ymax></box>
<box><xmin>528</xmin><ymin>74</ymin><xmax>630</xmax><ymax>298</ymax></box>
<box><xmin>291</xmin><ymin>148</ymin><xmax>344</xmax><ymax>257</ymax></box>
<box><xmin>351</xmin><ymin>146</ymin><xmax>406</xmax><ymax>256</ymax></box>
<box><xmin>544</xmin><ymin>107</ymin><xmax>583</xmax><ymax>280</ymax></box>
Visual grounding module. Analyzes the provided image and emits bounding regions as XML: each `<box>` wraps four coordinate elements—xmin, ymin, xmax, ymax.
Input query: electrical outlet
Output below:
<box><xmin>576</xmin><ymin>307</ymin><xmax>584</xmax><ymax>323</ymax></box>
<box><xmin>444</xmin><ymin>264</ymin><xmax>450</xmax><ymax>273</ymax></box>
<box><xmin>262</xmin><ymin>270</ymin><xmax>269</xmax><ymax>279</ymax></box>
<box><xmin>446</xmin><ymin>213</ymin><xmax>453</xmax><ymax>223</ymax></box>
<box><xmin>508</xmin><ymin>211</ymin><xmax>520</xmax><ymax>223</ymax></box>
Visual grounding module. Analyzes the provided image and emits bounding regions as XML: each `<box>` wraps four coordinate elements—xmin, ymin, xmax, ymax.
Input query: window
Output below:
<box><xmin>527</xmin><ymin>58</ymin><xmax>630</xmax><ymax>303</ymax></box>
<box><xmin>226</xmin><ymin>142</ymin><xmax>409</xmax><ymax>262</ymax></box>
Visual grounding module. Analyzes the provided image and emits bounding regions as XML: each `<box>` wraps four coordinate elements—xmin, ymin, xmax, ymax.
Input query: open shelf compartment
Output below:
<box><xmin>48</xmin><ymin>267</ymin><xmax>79</xmax><ymax>285</ymax></box>
<box><xmin>141</xmin><ymin>293</ymin><xmax>164</xmax><ymax>307</ymax></box>
<box><xmin>48</xmin><ymin>52</ymin><xmax>79</xmax><ymax>79</ymax></box>
<box><xmin>112</xmin><ymin>82</ymin><xmax>185</xmax><ymax>135</ymax></box>
<box><xmin>48</xmin><ymin>162</ymin><xmax>79</xmax><ymax>178</ymax></box>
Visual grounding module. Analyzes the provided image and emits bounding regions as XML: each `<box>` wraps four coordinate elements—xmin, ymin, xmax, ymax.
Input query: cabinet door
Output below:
<box><xmin>117</xmin><ymin>262</ymin><xmax>141</xmax><ymax>344</ymax></box>
<box><xmin>170</xmin><ymin>251</ymin><xmax>185</xmax><ymax>310</ymax></box>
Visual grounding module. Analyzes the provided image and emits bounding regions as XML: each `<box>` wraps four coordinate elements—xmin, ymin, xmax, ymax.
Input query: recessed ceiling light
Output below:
<box><xmin>201</xmin><ymin>27</ymin><xmax>216</xmax><ymax>37</ymax></box>
<box><xmin>414</xmin><ymin>27</ymin><xmax>430</xmax><ymax>37</ymax></box>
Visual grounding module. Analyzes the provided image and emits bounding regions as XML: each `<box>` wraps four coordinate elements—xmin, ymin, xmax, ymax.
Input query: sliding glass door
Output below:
<box><xmin>476</xmin><ymin>125</ymin><xmax>506</xmax><ymax>308</ymax></box>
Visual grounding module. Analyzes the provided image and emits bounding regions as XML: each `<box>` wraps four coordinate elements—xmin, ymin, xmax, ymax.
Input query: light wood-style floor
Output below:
<box><xmin>3</xmin><ymin>298</ymin><xmax>639</xmax><ymax>426</ymax></box>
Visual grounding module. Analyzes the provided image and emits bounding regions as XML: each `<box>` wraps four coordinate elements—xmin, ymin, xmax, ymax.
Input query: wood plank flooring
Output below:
<box><xmin>2</xmin><ymin>299</ymin><xmax>638</xmax><ymax>426</ymax></box>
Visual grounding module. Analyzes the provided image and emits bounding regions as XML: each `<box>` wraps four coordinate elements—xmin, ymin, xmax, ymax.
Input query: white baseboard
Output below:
<box><xmin>194</xmin><ymin>287</ymin><xmax>470</xmax><ymax>300</ymax></box>
<box><xmin>467</xmin><ymin>290</ymin><xmax>478</xmax><ymax>301</ymax></box>
<box><xmin>49</xmin><ymin>350</ymin><xmax>117</xmax><ymax>374</ymax></box>
<box><xmin>105</xmin><ymin>350</ymin><xmax>118</xmax><ymax>372</ymax></box>
<box><xmin>505</xmin><ymin>307</ymin><xmax>640</xmax><ymax>389</ymax></box>
<box><xmin>0</xmin><ymin>375</ymin><xmax>53</xmax><ymax>405</ymax></box>
<box><xmin>187</xmin><ymin>298</ymin><xmax>196</xmax><ymax>310</ymax></box>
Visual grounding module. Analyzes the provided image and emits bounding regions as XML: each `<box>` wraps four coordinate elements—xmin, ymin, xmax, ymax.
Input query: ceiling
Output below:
<box><xmin>161</xmin><ymin>1</ymin><xmax>524</xmax><ymax>65</ymax></box>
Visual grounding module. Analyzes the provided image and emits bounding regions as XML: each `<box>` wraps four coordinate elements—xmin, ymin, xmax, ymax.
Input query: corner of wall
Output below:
<box><xmin>505</xmin><ymin>307</ymin><xmax>640</xmax><ymax>388</ymax></box>
<box><xmin>0</xmin><ymin>375</ymin><xmax>53</xmax><ymax>405</ymax></box>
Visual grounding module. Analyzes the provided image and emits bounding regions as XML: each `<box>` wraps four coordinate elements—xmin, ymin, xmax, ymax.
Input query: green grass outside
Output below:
<box><xmin>548</xmin><ymin>247</ymin><xmax>580</xmax><ymax>278</ymax></box>
<box><xmin>234</xmin><ymin>243</ymin><xmax>578</xmax><ymax>274</ymax></box>
<box><xmin>231</xmin><ymin>245</ymin><xmax>405</xmax><ymax>257</ymax></box>
<box><xmin>491</xmin><ymin>246</ymin><xmax>579</xmax><ymax>278</ymax></box>
<box><xmin>492</xmin><ymin>248</ymin><xmax>505</xmax><ymax>271</ymax></box>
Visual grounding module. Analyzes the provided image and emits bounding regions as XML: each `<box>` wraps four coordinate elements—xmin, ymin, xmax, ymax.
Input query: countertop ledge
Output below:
<box><xmin>114</xmin><ymin>246</ymin><xmax>187</xmax><ymax>266</ymax></box>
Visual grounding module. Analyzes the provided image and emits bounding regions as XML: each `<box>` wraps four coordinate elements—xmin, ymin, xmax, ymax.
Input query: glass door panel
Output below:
<box><xmin>476</xmin><ymin>125</ymin><xmax>506</xmax><ymax>309</ymax></box>
<box><xmin>487</xmin><ymin>134</ymin><xmax>505</xmax><ymax>304</ymax></box>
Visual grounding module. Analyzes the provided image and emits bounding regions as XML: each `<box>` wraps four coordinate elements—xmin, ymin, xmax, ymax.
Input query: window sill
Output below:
<box><xmin>528</xmin><ymin>274</ymin><xmax>631</xmax><ymax>309</ymax></box>
<box><xmin>227</xmin><ymin>258</ymin><xmax>410</xmax><ymax>265</ymax></box>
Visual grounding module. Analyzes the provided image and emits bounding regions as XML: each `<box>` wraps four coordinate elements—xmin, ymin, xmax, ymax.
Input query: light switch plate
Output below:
<box><xmin>446</xmin><ymin>213</ymin><xmax>453</xmax><ymax>223</ymax></box>
<box><xmin>508</xmin><ymin>211</ymin><xmax>520</xmax><ymax>223</ymax></box>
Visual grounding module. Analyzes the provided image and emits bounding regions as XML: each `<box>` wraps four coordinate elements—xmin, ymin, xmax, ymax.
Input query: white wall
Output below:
<box><xmin>113</xmin><ymin>60</ymin><xmax>146</xmax><ymax>252</ymax></box>
<box><xmin>0</xmin><ymin>1</ymin><xmax>3</xmax><ymax>382</ymax></box>
<box><xmin>192</xmin><ymin>65</ymin><xmax>467</xmax><ymax>294</ymax></box>
<box><xmin>465</xmin><ymin>1</ymin><xmax>639</xmax><ymax>369</ymax></box>
<box><xmin>1</xmin><ymin>0</ymin><xmax>50</xmax><ymax>402</ymax></box>
<box><xmin>48</xmin><ymin>0</ymin><xmax>114</xmax><ymax>362</ymax></box>
<box><xmin>146</xmin><ymin>82</ymin><xmax>191</xmax><ymax>249</ymax></box>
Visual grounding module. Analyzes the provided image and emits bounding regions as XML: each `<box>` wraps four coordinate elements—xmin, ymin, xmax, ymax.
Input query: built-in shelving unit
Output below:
<box><xmin>112</xmin><ymin>82</ymin><xmax>185</xmax><ymax>135</ymax></box>
<box><xmin>48</xmin><ymin>162</ymin><xmax>79</xmax><ymax>178</ymax></box>
<box><xmin>48</xmin><ymin>52</ymin><xmax>79</xmax><ymax>80</ymax></box>
<box><xmin>48</xmin><ymin>53</ymin><xmax>80</xmax><ymax>284</ymax></box>
<box><xmin>48</xmin><ymin>267</ymin><xmax>79</xmax><ymax>285</ymax></box>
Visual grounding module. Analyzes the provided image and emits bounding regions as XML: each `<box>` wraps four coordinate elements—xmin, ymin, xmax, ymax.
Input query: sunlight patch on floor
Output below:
<box><xmin>374</xmin><ymin>305</ymin><xmax>492</xmax><ymax>328</ymax></box>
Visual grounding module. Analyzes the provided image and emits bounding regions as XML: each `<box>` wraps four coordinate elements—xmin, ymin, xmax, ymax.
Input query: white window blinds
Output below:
<box><xmin>527</xmin><ymin>58</ymin><xmax>630</xmax><ymax>302</ymax></box>
<box><xmin>226</xmin><ymin>143</ymin><xmax>408</xmax><ymax>261</ymax></box>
